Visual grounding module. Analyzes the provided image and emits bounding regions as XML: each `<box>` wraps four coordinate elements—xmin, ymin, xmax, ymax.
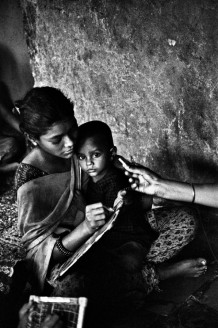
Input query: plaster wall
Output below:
<box><xmin>0</xmin><ymin>0</ymin><xmax>33</xmax><ymax>101</ymax></box>
<box><xmin>21</xmin><ymin>0</ymin><xmax>218</xmax><ymax>183</ymax></box>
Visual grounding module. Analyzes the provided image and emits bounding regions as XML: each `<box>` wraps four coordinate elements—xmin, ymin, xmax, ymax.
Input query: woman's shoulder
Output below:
<box><xmin>15</xmin><ymin>162</ymin><xmax>48</xmax><ymax>191</ymax></box>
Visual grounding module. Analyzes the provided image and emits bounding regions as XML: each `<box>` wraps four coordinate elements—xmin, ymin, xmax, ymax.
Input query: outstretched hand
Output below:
<box><xmin>118</xmin><ymin>158</ymin><xmax>160</xmax><ymax>195</ymax></box>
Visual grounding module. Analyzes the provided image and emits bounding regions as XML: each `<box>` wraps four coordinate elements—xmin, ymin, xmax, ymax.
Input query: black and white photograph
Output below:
<box><xmin>0</xmin><ymin>1</ymin><xmax>218</xmax><ymax>327</ymax></box>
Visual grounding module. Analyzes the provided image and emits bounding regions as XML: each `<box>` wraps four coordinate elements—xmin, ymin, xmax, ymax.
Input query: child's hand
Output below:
<box><xmin>102</xmin><ymin>205</ymin><xmax>114</xmax><ymax>220</ymax></box>
<box><xmin>85</xmin><ymin>203</ymin><xmax>107</xmax><ymax>233</ymax></box>
<box><xmin>115</xmin><ymin>189</ymin><xmax>133</xmax><ymax>206</ymax></box>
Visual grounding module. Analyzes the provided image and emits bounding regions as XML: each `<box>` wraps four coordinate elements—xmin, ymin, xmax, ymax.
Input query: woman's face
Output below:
<box><xmin>37</xmin><ymin>119</ymin><xmax>78</xmax><ymax>159</ymax></box>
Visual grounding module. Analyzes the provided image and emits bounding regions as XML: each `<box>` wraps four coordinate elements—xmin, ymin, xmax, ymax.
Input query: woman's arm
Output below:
<box><xmin>153</xmin><ymin>178</ymin><xmax>218</xmax><ymax>208</ymax></box>
<box><xmin>119</xmin><ymin>158</ymin><xmax>218</xmax><ymax>208</ymax></box>
<box><xmin>52</xmin><ymin>202</ymin><xmax>107</xmax><ymax>262</ymax></box>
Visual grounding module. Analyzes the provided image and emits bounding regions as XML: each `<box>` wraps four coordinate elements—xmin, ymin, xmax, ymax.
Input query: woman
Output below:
<box><xmin>15</xmin><ymin>87</ymin><xmax>206</xmax><ymax>312</ymax></box>
<box><xmin>15</xmin><ymin>87</ymin><xmax>108</xmax><ymax>293</ymax></box>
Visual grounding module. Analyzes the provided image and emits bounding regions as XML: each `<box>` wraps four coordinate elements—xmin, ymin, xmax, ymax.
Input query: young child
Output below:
<box><xmin>75</xmin><ymin>120</ymin><xmax>158</xmax><ymax>272</ymax></box>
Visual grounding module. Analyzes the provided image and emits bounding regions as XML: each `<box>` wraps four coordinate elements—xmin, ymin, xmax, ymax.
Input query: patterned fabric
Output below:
<box><xmin>141</xmin><ymin>206</ymin><xmax>197</xmax><ymax>293</ymax></box>
<box><xmin>0</xmin><ymin>163</ymin><xmax>48</xmax><ymax>295</ymax></box>
<box><xmin>0</xmin><ymin>188</ymin><xmax>26</xmax><ymax>295</ymax></box>
<box><xmin>15</xmin><ymin>163</ymin><xmax>48</xmax><ymax>190</ymax></box>
<box><xmin>0</xmin><ymin>162</ymin><xmax>48</xmax><ymax>295</ymax></box>
<box><xmin>146</xmin><ymin>206</ymin><xmax>196</xmax><ymax>263</ymax></box>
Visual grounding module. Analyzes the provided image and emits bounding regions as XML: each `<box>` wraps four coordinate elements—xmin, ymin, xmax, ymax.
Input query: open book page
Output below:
<box><xmin>49</xmin><ymin>196</ymin><xmax>124</xmax><ymax>283</ymax></box>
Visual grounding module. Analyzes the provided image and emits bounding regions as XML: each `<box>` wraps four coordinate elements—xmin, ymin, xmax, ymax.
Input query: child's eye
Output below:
<box><xmin>77</xmin><ymin>154</ymin><xmax>86</xmax><ymax>161</ymax></box>
<box><xmin>93</xmin><ymin>152</ymin><xmax>101</xmax><ymax>158</ymax></box>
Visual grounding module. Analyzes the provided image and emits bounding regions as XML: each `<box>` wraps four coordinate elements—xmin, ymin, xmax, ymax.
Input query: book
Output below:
<box><xmin>49</xmin><ymin>196</ymin><xmax>124</xmax><ymax>283</ymax></box>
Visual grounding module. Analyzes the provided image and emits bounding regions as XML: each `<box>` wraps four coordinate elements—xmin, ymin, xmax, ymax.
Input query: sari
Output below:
<box><xmin>17</xmin><ymin>156</ymin><xmax>87</xmax><ymax>292</ymax></box>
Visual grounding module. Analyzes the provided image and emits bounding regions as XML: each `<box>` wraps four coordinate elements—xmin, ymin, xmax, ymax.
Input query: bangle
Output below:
<box><xmin>190</xmin><ymin>183</ymin><xmax>196</xmax><ymax>203</ymax></box>
<box><xmin>56</xmin><ymin>236</ymin><xmax>74</xmax><ymax>257</ymax></box>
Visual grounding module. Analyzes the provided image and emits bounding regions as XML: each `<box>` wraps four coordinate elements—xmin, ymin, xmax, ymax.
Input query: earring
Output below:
<box><xmin>24</xmin><ymin>132</ymin><xmax>37</xmax><ymax>147</ymax></box>
<box><xmin>31</xmin><ymin>139</ymin><xmax>38</xmax><ymax>147</ymax></box>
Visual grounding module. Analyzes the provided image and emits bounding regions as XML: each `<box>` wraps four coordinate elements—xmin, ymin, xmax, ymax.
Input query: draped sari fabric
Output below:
<box><xmin>17</xmin><ymin>156</ymin><xmax>87</xmax><ymax>291</ymax></box>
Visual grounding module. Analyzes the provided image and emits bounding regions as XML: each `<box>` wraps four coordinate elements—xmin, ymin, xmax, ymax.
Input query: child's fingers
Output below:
<box><xmin>86</xmin><ymin>203</ymin><xmax>105</xmax><ymax>216</ymax></box>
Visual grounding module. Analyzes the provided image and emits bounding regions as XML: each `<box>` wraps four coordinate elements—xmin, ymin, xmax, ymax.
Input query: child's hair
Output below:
<box><xmin>75</xmin><ymin>120</ymin><xmax>114</xmax><ymax>153</ymax></box>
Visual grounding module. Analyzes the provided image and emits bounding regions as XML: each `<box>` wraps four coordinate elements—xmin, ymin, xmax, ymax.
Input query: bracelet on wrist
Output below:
<box><xmin>190</xmin><ymin>183</ymin><xmax>196</xmax><ymax>203</ymax></box>
<box><xmin>56</xmin><ymin>236</ymin><xmax>74</xmax><ymax>257</ymax></box>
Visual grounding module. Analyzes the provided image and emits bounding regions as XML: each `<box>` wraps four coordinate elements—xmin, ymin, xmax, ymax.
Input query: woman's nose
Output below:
<box><xmin>64</xmin><ymin>135</ymin><xmax>74</xmax><ymax>148</ymax></box>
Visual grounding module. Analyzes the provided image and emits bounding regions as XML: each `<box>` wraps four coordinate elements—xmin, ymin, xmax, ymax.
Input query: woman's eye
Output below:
<box><xmin>52</xmin><ymin>138</ymin><xmax>62</xmax><ymax>145</ymax></box>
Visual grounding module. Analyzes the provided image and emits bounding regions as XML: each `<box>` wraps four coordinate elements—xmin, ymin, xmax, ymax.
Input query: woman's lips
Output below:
<box><xmin>64</xmin><ymin>149</ymin><xmax>73</xmax><ymax>155</ymax></box>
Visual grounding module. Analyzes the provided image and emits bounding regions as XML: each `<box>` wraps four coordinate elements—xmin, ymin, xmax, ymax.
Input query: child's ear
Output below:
<box><xmin>110</xmin><ymin>146</ymin><xmax>117</xmax><ymax>160</ymax></box>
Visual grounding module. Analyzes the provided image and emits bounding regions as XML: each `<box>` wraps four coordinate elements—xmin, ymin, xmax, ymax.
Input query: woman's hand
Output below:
<box><xmin>85</xmin><ymin>202</ymin><xmax>107</xmax><ymax>233</ymax></box>
<box><xmin>119</xmin><ymin>158</ymin><xmax>160</xmax><ymax>195</ymax></box>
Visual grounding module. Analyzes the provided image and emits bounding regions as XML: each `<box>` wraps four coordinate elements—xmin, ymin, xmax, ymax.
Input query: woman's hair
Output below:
<box><xmin>75</xmin><ymin>120</ymin><xmax>114</xmax><ymax>153</ymax></box>
<box><xmin>18</xmin><ymin>87</ymin><xmax>75</xmax><ymax>138</ymax></box>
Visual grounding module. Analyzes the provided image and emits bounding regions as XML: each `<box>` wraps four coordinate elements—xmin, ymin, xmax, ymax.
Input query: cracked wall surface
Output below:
<box><xmin>20</xmin><ymin>0</ymin><xmax>218</xmax><ymax>183</ymax></box>
<box><xmin>0</xmin><ymin>0</ymin><xmax>33</xmax><ymax>100</ymax></box>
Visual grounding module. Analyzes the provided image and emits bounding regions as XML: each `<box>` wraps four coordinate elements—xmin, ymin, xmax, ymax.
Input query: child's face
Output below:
<box><xmin>77</xmin><ymin>136</ymin><xmax>111</xmax><ymax>182</ymax></box>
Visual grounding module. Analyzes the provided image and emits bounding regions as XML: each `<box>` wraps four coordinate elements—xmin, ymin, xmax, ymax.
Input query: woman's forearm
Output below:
<box><xmin>194</xmin><ymin>184</ymin><xmax>218</xmax><ymax>207</ymax></box>
<box><xmin>52</xmin><ymin>203</ymin><xmax>106</xmax><ymax>263</ymax></box>
<box><xmin>155</xmin><ymin>179</ymin><xmax>218</xmax><ymax>208</ymax></box>
<box><xmin>155</xmin><ymin>179</ymin><xmax>194</xmax><ymax>203</ymax></box>
<box><xmin>52</xmin><ymin>220</ymin><xmax>92</xmax><ymax>262</ymax></box>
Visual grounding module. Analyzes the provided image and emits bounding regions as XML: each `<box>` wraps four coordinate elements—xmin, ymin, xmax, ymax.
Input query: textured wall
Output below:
<box><xmin>21</xmin><ymin>0</ymin><xmax>218</xmax><ymax>183</ymax></box>
<box><xmin>0</xmin><ymin>0</ymin><xmax>33</xmax><ymax>101</ymax></box>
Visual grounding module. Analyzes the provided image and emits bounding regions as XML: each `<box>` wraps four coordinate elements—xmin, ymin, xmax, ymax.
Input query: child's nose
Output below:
<box><xmin>86</xmin><ymin>157</ymin><xmax>93</xmax><ymax>166</ymax></box>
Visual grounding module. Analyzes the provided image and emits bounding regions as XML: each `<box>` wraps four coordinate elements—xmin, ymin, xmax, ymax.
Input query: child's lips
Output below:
<box><xmin>87</xmin><ymin>169</ymin><xmax>96</xmax><ymax>173</ymax></box>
